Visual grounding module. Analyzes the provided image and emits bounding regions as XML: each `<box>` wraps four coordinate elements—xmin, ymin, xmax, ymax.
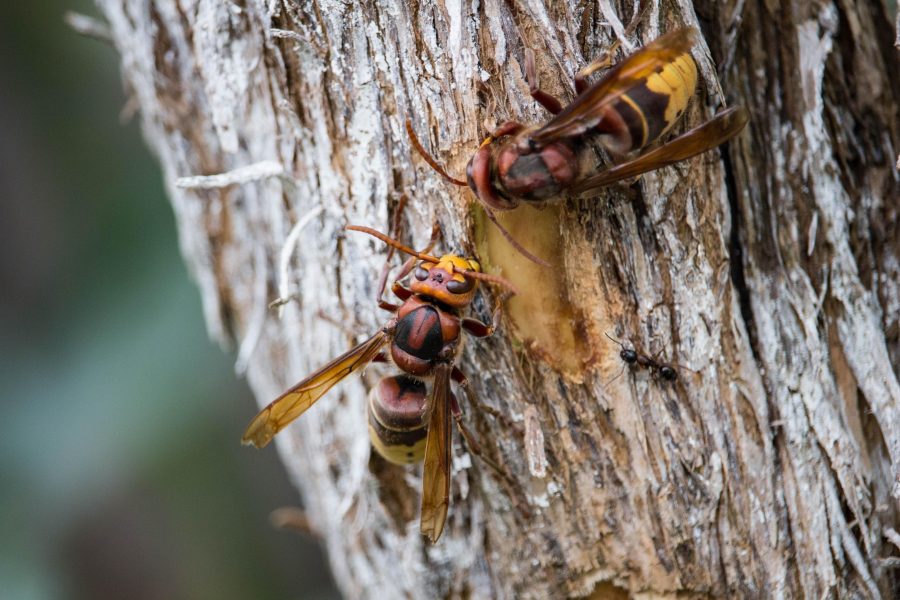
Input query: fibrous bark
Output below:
<box><xmin>93</xmin><ymin>0</ymin><xmax>900</xmax><ymax>597</ymax></box>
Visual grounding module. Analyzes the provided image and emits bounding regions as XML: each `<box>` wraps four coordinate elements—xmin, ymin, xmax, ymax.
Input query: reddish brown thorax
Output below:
<box><xmin>390</xmin><ymin>296</ymin><xmax>462</xmax><ymax>376</ymax></box>
<box><xmin>495</xmin><ymin>140</ymin><xmax>580</xmax><ymax>201</ymax></box>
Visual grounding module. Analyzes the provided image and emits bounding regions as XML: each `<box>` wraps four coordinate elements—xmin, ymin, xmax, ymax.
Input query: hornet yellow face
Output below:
<box><xmin>409</xmin><ymin>254</ymin><xmax>481</xmax><ymax>308</ymax></box>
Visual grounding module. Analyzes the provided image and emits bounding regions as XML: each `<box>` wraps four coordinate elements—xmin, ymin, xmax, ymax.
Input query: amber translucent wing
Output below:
<box><xmin>572</xmin><ymin>106</ymin><xmax>749</xmax><ymax>193</ymax></box>
<box><xmin>531</xmin><ymin>28</ymin><xmax>698</xmax><ymax>147</ymax></box>
<box><xmin>420</xmin><ymin>363</ymin><xmax>452</xmax><ymax>543</ymax></box>
<box><xmin>242</xmin><ymin>330</ymin><xmax>390</xmax><ymax>448</ymax></box>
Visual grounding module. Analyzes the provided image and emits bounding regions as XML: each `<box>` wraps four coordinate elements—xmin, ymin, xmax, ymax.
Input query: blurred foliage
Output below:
<box><xmin>0</xmin><ymin>1</ymin><xmax>337</xmax><ymax>599</ymax></box>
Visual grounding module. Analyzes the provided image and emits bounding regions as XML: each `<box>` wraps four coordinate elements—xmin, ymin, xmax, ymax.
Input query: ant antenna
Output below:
<box><xmin>604</xmin><ymin>331</ymin><xmax>626</xmax><ymax>349</ymax></box>
<box><xmin>406</xmin><ymin>120</ymin><xmax>468</xmax><ymax>186</ymax></box>
<box><xmin>605</xmin><ymin>331</ymin><xmax>639</xmax><ymax>364</ymax></box>
<box><xmin>347</xmin><ymin>225</ymin><xmax>519</xmax><ymax>295</ymax></box>
<box><xmin>607</xmin><ymin>364</ymin><xmax>628</xmax><ymax>385</ymax></box>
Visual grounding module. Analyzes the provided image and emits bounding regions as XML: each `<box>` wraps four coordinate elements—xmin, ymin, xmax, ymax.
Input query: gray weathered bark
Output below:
<box><xmin>92</xmin><ymin>0</ymin><xmax>899</xmax><ymax>597</ymax></box>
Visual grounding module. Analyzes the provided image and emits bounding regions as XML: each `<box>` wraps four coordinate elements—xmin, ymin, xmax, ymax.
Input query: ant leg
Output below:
<box><xmin>607</xmin><ymin>363</ymin><xmax>628</xmax><ymax>385</ymax></box>
<box><xmin>524</xmin><ymin>48</ymin><xmax>563</xmax><ymax>115</ymax></box>
<box><xmin>656</xmin><ymin>363</ymin><xmax>679</xmax><ymax>382</ymax></box>
<box><xmin>604</xmin><ymin>330</ymin><xmax>632</xmax><ymax>355</ymax></box>
<box><xmin>449</xmin><ymin>392</ymin><xmax>532</xmax><ymax>520</ymax></box>
<box><xmin>605</xmin><ymin>330</ymin><xmax>641</xmax><ymax>374</ymax></box>
<box><xmin>646</xmin><ymin>346</ymin><xmax>692</xmax><ymax>382</ymax></box>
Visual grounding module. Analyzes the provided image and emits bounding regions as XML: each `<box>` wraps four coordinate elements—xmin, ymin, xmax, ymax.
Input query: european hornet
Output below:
<box><xmin>407</xmin><ymin>28</ymin><xmax>749</xmax><ymax>262</ymax></box>
<box><xmin>242</xmin><ymin>225</ymin><xmax>517</xmax><ymax>543</ymax></box>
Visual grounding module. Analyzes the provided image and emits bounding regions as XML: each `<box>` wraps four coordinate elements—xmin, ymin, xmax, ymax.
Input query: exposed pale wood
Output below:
<box><xmin>94</xmin><ymin>0</ymin><xmax>900</xmax><ymax>597</ymax></box>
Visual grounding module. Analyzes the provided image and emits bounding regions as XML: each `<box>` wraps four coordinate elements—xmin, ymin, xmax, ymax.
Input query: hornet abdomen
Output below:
<box><xmin>601</xmin><ymin>52</ymin><xmax>698</xmax><ymax>154</ymax></box>
<box><xmin>367</xmin><ymin>375</ymin><xmax>429</xmax><ymax>465</ymax></box>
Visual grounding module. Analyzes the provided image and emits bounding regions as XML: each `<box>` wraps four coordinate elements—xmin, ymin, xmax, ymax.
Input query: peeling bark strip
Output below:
<box><xmin>95</xmin><ymin>0</ymin><xmax>899</xmax><ymax>597</ymax></box>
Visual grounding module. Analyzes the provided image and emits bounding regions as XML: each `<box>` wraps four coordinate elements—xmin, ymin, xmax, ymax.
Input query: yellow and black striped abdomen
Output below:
<box><xmin>367</xmin><ymin>376</ymin><xmax>428</xmax><ymax>465</ymax></box>
<box><xmin>612</xmin><ymin>52</ymin><xmax>698</xmax><ymax>151</ymax></box>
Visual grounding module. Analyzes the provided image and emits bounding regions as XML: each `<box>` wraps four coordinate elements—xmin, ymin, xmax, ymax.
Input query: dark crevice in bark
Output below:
<box><xmin>722</xmin><ymin>147</ymin><xmax>758</xmax><ymax>362</ymax></box>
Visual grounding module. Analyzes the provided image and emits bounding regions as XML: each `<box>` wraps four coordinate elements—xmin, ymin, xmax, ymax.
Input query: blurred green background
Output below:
<box><xmin>0</xmin><ymin>2</ymin><xmax>338</xmax><ymax>599</ymax></box>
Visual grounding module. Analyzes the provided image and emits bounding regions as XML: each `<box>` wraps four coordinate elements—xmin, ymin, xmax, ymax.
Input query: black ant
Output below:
<box><xmin>605</xmin><ymin>332</ymin><xmax>680</xmax><ymax>382</ymax></box>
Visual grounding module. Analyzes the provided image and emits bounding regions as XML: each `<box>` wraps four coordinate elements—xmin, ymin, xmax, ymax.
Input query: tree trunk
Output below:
<box><xmin>93</xmin><ymin>0</ymin><xmax>900</xmax><ymax>597</ymax></box>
